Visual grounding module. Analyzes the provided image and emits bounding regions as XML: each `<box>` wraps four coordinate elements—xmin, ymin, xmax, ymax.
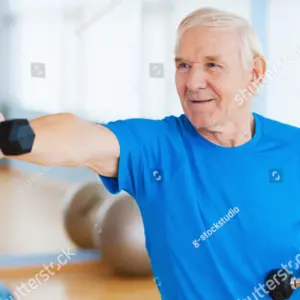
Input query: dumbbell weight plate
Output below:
<box><xmin>0</xmin><ymin>119</ymin><xmax>35</xmax><ymax>155</ymax></box>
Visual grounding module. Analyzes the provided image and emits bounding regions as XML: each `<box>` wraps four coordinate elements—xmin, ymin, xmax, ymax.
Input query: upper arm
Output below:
<box><xmin>82</xmin><ymin>123</ymin><xmax>120</xmax><ymax>177</ymax></box>
<box><xmin>95</xmin><ymin>118</ymin><xmax>164</xmax><ymax>197</ymax></box>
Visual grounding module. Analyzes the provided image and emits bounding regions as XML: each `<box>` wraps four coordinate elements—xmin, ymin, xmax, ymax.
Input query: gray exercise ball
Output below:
<box><xmin>63</xmin><ymin>181</ymin><xmax>110</xmax><ymax>249</ymax></box>
<box><xmin>94</xmin><ymin>193</ymin><xmax>152</xmax><ymax>277</ymax></box>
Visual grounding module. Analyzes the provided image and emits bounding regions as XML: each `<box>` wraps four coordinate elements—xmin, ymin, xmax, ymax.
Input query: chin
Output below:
<box><xmin>184</xmin><ymin>110</ymin><xmax>215</xmax><ymax>130</ymax></box>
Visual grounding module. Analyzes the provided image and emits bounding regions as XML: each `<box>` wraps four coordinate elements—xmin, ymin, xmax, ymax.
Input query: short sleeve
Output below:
<box><xmin>97</xmin><ymin>118</ymin><xmax>162</xmax><ymax>198</ymax></box>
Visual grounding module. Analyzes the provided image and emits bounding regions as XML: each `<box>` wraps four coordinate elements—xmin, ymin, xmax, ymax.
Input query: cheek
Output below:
<box><xmin>178</xmin><ymin>85</ymin><xmax>186</xmax><ymax>97</ymax></box>
<box><xmin>175</xmin><ymin>74</ymin><xmax>186</xmax><ymax>96</ymax></box>
<box><xmin>209</xmin><ymin>78</ymin><xmax>224</xmax><ymax>99</ymax></box>
<box><xmin>211</xmin><ymin>75</ymin><xmax>239</xmax><ymax>101</ymax></box>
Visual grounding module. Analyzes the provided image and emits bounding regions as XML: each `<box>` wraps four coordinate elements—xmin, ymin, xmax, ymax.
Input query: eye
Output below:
<box><xmin>206</xmin><ymin>62</ymin><xmax>218</xmax><ymax>68</ymax></box>
<box><xmin>178</xmin><ymin>63</ymin><xmax>189</xmax><ymax>69</ymax></box>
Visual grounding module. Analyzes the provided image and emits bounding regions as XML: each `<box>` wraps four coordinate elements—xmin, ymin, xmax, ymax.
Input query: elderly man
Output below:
<box><xmin>1</xmin><ymin>6</ymin><xmax>299</xmax><ymax>300</ymax></box>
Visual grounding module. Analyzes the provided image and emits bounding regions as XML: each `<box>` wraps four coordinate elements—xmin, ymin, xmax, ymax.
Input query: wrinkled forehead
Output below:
<box><xmin>176</xmin><ymin>27</ymin><xmax>241</xmax><ymax>61</ymax></box>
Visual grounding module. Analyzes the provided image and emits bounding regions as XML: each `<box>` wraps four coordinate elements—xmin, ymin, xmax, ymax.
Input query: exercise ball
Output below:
<box><xmin>63</xmin><ymin>181</ymin><xmax>110</xmax><ymax>249</ymax></box>
<box><xmin>94</xmin><ymin>193</ymin><xmax>152</xmax><ymax>276</ymax></box>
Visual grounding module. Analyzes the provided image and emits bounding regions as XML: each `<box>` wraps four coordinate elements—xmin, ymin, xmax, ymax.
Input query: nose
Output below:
<box><xmin>186</xmin><ymin>67</ymin><xmax>208</xmax><ymax>91</ymax></box>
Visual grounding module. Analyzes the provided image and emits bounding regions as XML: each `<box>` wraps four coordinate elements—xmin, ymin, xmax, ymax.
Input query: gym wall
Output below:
<box><xmin>264</xmin><ymin>2</ymin><xmax>300</xmax><ymax>126</ymax></box>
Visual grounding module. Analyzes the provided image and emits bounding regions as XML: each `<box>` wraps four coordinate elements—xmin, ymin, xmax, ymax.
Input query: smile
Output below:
<box><xmin>188</xmin><ymin>99</ymin><xmax>214</xmax><ymax>103</ymax></box>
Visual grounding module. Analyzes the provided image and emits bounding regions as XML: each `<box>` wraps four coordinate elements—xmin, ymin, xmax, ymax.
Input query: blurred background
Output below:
<box><xmin>2</xmin><ymin>0</ymin><xmax>299</xmax><ymax>177</ymax></box>
<box><xmin>0</xmin><ymin>0</ymin><xmax>299</xmax><ymax>299</ymax></box>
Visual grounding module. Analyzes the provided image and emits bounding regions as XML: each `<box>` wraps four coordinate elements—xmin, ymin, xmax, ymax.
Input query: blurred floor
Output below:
<box><xmin>0</xmin><ymin>166</ymin><xmax>159</xmax><ymax>299</ymax></box>
<box><xmin>2</xmin><ymin>267</ymin><xmax>160</xmax><ymax>300</ymax></box>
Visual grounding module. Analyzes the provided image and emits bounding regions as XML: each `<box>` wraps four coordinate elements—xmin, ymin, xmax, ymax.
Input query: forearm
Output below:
<box><xmin>4</xmin><ymin>113</ymin><xmax>87</xmax><ymax>167</ymax></box>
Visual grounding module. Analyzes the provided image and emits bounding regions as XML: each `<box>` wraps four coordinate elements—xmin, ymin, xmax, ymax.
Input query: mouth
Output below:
<box><xmin>188</xmin><ymin>99</ymin><xmax>214</xmax><ymax>103</ymax></box>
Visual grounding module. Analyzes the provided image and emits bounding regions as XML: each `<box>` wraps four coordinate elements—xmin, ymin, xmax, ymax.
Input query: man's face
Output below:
<box><xmin>175</xmin><ymin>26</ymin><xmax>253</xmax><ymax>129</ymax></box>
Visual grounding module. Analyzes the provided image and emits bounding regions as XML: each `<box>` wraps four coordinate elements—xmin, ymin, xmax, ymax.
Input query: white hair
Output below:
<box><xmin>175</xmin><ymin>7</ymin><xmax>264</xmax><ymax>70</ymax></box>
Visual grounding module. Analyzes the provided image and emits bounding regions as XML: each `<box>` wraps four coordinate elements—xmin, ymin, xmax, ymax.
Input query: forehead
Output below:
<box><xmin>176</xmin><ymin>26</ymin><xmax>240</xmax><ymax>61</ymax></box>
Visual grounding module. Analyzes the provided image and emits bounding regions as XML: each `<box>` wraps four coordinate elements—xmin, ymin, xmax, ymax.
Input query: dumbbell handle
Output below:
<box><xmin>290</xmin><ymin>277</ymin><xmax>300</xmax><ymax>289</ymax></box>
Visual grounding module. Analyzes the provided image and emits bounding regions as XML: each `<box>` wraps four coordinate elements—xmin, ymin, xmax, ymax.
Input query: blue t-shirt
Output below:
<box><xmin>99</xmin><ymin>112</ymin><xmax>300</xmax><ymax>300</ymax></box>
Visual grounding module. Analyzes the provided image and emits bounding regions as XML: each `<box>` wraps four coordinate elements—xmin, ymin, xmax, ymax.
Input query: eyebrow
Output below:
<box><xmin>174</xmin><ymin>55</ymin><xmax>222</xmax><ymax>64</ymax></box>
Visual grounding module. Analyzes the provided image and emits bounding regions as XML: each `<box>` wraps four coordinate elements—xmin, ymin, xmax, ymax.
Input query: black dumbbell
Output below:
<box><xmin>265</xmin><ymin>269</ymin><xmax>300</xmax><ymax>299</ymax></box>
<box><xmin>0</xmin><ymin>119</ymin><xmax>35</xmax><ymax>156</ymax></box>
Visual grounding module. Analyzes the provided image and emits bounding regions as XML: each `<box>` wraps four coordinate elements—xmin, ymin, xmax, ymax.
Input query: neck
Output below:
<box><xmin>197</xmin><ymin>113</ymin><xmax>255</xmax><ymax>147</ymax></box>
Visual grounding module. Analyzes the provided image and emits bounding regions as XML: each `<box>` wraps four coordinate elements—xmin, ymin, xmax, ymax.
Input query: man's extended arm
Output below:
<box><xmin>0</xmin><ymin>113</ymin><xmax>120</xmax><ymax>177</ymax></box>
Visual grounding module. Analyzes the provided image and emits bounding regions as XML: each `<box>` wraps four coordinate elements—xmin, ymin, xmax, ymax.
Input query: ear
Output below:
<box><xmin>251</xmin><ymin>56</ymin><xmax>267</xmax><ymax>84</ymax></box>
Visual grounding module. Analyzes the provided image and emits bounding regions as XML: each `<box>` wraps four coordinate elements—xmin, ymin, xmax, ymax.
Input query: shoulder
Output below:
<box><xmin>256</xmin><ymin>113</ymin><xmax>300</xmax><ymax>136</ymax></box>
<box><xmin>255</xmin><ymin>113</ymin><xmax>300</xmax><ymax>148</ymax></box>
<box><xmin>103</xmin><ymin>114</ymin><xmax>185</xmax><ymax>134</ymax></box>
